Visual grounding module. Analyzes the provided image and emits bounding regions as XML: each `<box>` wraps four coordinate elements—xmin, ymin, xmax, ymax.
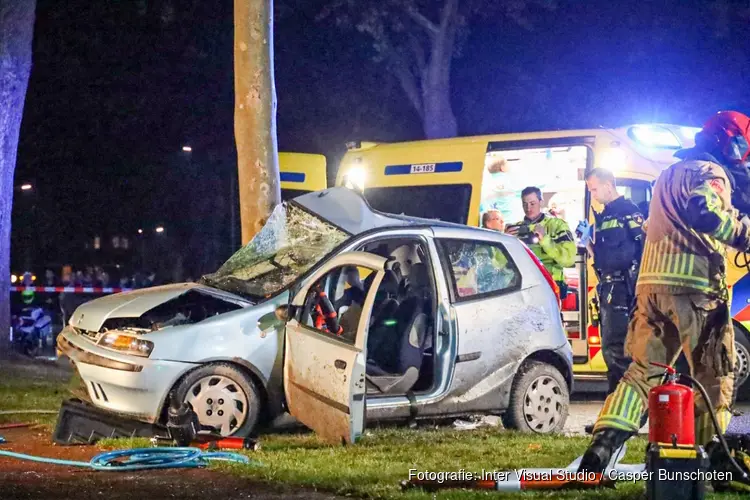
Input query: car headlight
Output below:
<box><xmin>98</xmin><ymin>332</ymin><xmax>154</xmax><ymax>357</ymax></box>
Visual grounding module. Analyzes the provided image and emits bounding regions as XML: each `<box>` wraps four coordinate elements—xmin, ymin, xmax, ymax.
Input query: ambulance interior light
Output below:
<box><xmin>628</xmin><ymin>125</ymin><xmax>682</xmax><ymax>149</ymax></box>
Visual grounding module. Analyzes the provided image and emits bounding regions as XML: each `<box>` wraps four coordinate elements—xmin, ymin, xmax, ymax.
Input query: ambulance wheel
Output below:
<box><xmin>502</xmin><ymin>360</ymin><xmax>569</xmax><ymax>434</ymax></box>
<box><xmin>171</xmin><ymin>363</ymin><xmax>261</xmax><ymax>437</ymax></box>
<box><xmin>733</xmin><ymin>324</ymin><xmax>750</xmax><ymax>402</ymax></box>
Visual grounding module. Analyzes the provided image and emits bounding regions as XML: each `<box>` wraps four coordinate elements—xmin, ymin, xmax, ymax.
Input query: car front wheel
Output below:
<box><xmin>502</xmin><ymin>360</ymin><xmax>569</xmax><ymax>434</ymax></box>
<box><xmin>171</xmin><ymin>363</ymin><xmax>261</xmax><ymax>437</ymax></box>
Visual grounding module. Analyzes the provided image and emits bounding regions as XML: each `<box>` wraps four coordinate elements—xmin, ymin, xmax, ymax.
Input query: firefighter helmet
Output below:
<box><xmin>696</xmin><ymin>110</ymin><xmax>750</xmax><ymax>165</ymax></box>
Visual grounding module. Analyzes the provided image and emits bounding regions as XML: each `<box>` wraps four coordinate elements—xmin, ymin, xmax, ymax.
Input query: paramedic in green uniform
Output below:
<box><xmin>505</xmin><ymin>186</ymin><xmax>576</xmax><ymax>296</ymax></box>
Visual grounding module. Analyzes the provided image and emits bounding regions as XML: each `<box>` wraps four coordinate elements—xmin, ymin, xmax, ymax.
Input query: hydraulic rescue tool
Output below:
<box><xmin>161</xmin><ymin>400</ymin><xmax>260</xmax><ymax>451</ymax></box>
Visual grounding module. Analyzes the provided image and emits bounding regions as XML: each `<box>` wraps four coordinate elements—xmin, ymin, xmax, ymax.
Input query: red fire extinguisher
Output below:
<box><xmin>648</xmin><ymin>362</ymin><xmax>695</xmax><ymax>446</ymax></box>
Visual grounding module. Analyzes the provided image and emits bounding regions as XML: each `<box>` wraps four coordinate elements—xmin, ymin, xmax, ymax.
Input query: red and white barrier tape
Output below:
<box><xmin>10</xmin><ymin>286</ymin><xmax>132</xmax><ymax>293</ymax></box>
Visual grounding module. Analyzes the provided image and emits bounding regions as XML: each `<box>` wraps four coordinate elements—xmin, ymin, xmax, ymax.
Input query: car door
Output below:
<box><xmin>283</xmin><ymin>251</ymin><xmax>386</xmax><ymax>444</ymax></box>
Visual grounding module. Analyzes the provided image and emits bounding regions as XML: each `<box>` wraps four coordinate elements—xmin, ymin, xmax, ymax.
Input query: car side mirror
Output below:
<box><xmin>275</xmin><ymin>305</ymin><xmax>290</xmax><ymax>322</ymax></box>
<box><xmin>257</xmin><ymin>305</ymin><xmax>294</xmax><ymax>331</ymax></box>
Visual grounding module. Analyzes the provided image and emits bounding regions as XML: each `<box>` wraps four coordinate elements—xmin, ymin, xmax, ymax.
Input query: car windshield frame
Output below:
<box><xmin>199</xmin><ymin>200</ymin><xmax>351</xmax><ymax>301</ymax></box>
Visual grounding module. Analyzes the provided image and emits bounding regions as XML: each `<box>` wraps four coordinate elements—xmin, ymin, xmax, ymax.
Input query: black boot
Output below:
<box><xmin>577</xmin><ymin>428</ymin><xmax>633</xmax><ymax>474</ymax></box>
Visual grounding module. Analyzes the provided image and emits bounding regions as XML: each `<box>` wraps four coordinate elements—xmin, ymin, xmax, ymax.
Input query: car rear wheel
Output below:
<box><xmin>502</xmin><ymin>360</ymin><xmax>569</xmax><ymax>434</ymax></box>
<box><xmin>171</xmin><ymin>363</ymin><xmax>261</xmax><ymax>437</ymax></box>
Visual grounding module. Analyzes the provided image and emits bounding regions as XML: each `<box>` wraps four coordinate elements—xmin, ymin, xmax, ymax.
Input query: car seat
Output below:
<box><xmin>369</xmin><ymin>270</ymin><xmax>400</xmax><ymax>328</ymax></box>
<box><xmin>366</xmin><ymin>263</ymin><xmax>431</xmax><ymax>394</ymax></box>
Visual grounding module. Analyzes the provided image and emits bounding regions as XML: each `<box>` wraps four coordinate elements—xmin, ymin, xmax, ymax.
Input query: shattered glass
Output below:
<box><xmin>200</xmin><ymin>202</ymin><xmax>349</xmax><ymax>300</ymax></box>
<box><xmin>442</xmin><ymin>240</ymin><xmax>520</xmax><ymax>298</ymax></box>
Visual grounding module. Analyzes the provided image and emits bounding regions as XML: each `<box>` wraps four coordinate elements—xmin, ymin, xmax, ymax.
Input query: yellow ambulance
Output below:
<box><xmin>334</xmin><ymin>125</ymin><xmax>750</xmax><ymax>390</ymax></box>
<box><xmin>279</xmin><ymin>152</ymin><xmax>328</xmax><ymax>200</ymax></box>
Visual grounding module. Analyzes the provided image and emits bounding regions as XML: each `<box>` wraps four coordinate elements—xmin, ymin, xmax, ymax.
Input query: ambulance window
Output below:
<box><xmin>480</xmin><ymin>145</ymin><xmax>589</xmax><ymax>235</ymax></box>
<box><xmin>362</xmin><ymin>185</ymin><xmax>472</xmax><ymax>224</ymax></box>
<box><xmin>481</xmin><ymin>144</ymin><xmax>589</xmax><ymax>307</ymax></box>
<box><xmin>614</xmin><ymin>179</ymin><xmax>651</xmax><ymax>218</ymax></box>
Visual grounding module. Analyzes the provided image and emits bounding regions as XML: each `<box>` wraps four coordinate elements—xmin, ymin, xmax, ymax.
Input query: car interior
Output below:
<box><xmin>297</xmin><ymin>237</ymin><xmax>438</xmax><ymax>397</ymax></box>
<box><xmin>353</xmin><ymin>238</ymin><xmax>437</xmax><ymax>396</ymax></box>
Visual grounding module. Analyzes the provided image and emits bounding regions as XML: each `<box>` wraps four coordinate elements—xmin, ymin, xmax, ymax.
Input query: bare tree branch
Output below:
<box><xmin>439</xmin><ymin>0</ymin><xmax>459</xmax><ymax>29</ymax></box>
<box><xmin>406</xmin><ymin>31</ymin><xmax>427</xmax><ymax>75</ymax></box>
<box><xmin>404</xmin><ymin>6</ymin><xmax>439</xmax><ymax>36</ymax></box>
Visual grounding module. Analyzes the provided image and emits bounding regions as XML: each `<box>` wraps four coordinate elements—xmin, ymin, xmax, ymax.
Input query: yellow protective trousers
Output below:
<box><xmin>592</xmin><ymin>292</ymin><xmax>735</xmax><ymax>445</ymax></box>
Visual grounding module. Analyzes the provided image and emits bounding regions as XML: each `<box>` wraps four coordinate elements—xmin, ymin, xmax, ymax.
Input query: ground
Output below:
<box><xmin>0</xmin><ymin>359</ymin><xmax>747</xmax><ymax>499</ymax></box>
<box><xmin>0</xmin><ymin>359</ymin><xmax>343</xmax><ymax>500</ymax></box>
<box><xmin>0</xmin><ymin>426</ymin><xmax>342</xmax><ymax>500</ymax></box>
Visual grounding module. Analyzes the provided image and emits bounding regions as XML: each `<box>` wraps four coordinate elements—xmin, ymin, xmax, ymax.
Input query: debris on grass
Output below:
<box><xmin>452</xmin><ymin>415</ymin><xmax>502</xmax><ymax>430</ymax></box>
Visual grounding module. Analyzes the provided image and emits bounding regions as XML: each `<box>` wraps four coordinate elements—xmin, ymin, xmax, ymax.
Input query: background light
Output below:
<box><xmin>20</xmin><ymin>184</ymin><xmax>32</xmax><ymax>191</ymax></box>
<box><xmin>678</xmin><ymin>126</ymin><xmax>702</xmax><ymax>145</ymax></box>
<box><xmin>138</xmin><ymin>228</ymin><xmax>143</xmax><ymax>234</ymax></box>
<box><xmin>182</xmin><ymin>145</ymin><xmax>192</xmax><ymax>152</ymax></box>
<box><xmin>598</xmin><ymin>147</ymin><xmax>628</xmax><ymax>174</ymax></box>
<box><xmin>629</xmin><ymin>125</ymin><xmax>681</xmax><ymax>149</ymax></box>
<box><xmin>155</xmin><ymin>227</ymin><xmax>164</xmax><ymax>233</ymax></box>
<box><xmin>345</xmin><ymin>166</ymin><xmax>367</xmax><ymax>191</ymax></box>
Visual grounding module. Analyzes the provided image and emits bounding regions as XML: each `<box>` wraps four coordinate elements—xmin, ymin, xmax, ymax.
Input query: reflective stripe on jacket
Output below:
<box><xmin>638</xmin><ymin>157</ymin><xmax>750</xmax><ymax>298</ymax></box>
<box><xmin>515</xmin><ymin>214</ymin><xmax>576</xmax><ymax>282</ymax></box>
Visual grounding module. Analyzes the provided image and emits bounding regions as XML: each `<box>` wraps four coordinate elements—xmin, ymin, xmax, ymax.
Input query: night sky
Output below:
<box><xmin>11</xmin><ymin>0</ymin><xmax>750</xmax><ymax>275</ymax></box>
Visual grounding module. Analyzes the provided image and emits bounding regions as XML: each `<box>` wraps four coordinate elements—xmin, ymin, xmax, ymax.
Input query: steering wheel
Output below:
<box><xmin>312</xmin><ymin>285</ymin><xmax>342</xmax><ymax>335</ymax></box>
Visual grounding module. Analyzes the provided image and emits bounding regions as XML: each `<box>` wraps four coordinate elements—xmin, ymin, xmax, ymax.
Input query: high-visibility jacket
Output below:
<box><xmin>512</xmin><ymin>213</ymin><xmax>576</xmax><ymax>282</ymax></box>
<box><xmin>638</xmin><ymin>152</ymin><xmax>750</xmax><ymax>299</ymax></box>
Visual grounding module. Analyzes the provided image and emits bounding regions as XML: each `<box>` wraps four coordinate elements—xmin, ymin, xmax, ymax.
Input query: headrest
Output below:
<box><xmin>390</xmin><ymin>244</ymin><xmax>420</xmax><ymax>275</ymax></box>
<box><xmin>409</xmin><ymin>263</ymin><xmax>430</xmax><ymax>292</ymax></box>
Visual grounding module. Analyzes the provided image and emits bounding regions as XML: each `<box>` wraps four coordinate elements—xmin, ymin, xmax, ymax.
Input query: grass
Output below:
<box><xmin>1</xmin><ymin>361</ymin><xmax>746</xmax><ymax>499</ymax></box>
<box><xmin>101</xmin><ymin>426</ymin><xmax>748</xmax><ymax>500</ymax></box>
<box><xmin>0</xmin><ymin>359</ymin><xmax>79</xmax><ymax>428</ymax></box>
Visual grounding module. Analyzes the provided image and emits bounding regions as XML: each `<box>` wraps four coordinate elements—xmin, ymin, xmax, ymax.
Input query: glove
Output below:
<box><xmin>576</xmin><ymin>220</ymin><xmax>592</xmax><ymax>245</ymax></box>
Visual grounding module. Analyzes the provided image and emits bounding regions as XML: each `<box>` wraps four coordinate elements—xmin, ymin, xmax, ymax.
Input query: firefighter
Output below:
<box><xmin>578</xmin><ymin>110</ymin><xmax>750</xmax><ymax>475</ymax></box>
<box><xmin>505</xmin><ymin>186</ymin><xmax>576</xmax><ymax>296</ymax></box>
<box><xmin>585</xmin><ymin>168</ymin><xmax>645</xmax><ymax>396</ymax></box>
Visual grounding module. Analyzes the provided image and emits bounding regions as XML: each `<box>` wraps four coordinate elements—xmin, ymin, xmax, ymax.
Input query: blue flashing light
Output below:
<box><xmin>628</xmin><ymin>125</ymin><xmax>682</xmax><ymax>149</ymax></box>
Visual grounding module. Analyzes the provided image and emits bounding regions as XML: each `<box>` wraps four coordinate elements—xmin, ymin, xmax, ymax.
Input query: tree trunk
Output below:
<box><xmin>234</xmin><ymin>0</ymin><xmax>281</xmax><ymax>246</ymax></box>
<box><xmin>418</xmin><ymin>0</ymin><xmax>458</xmax><ymax>140</ymax></box>
<box><xmin>0</xmin><ymin>0</ymin><xmax>36</xmax><ymax>360</ymax></box>
<box><xmin>421</xmin><ymin>68</ymin><xmax>457</xmax><ymax>139</ymax></box>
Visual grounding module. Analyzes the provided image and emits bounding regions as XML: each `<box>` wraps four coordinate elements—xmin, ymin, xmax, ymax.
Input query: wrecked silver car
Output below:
<box><xmin>58</xmin><ymin>187</ymin><xmax>573</xmax><ymax>443</ymax></box>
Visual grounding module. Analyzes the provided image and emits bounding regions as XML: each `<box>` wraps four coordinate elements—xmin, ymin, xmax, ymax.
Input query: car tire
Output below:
<box><xmin>171</xmin><ymin>362</ymin><xmax>261</xmax><ymax>438</ymax></box>
<box><xmin>733</xmin><ymin>324</ymin><xmax>750</xmax><ymax>402</ymax></box>
<box><xmin>502</xmin><ymin>360</ymin><xmax>569</xmax><ymax>434</ymax></box>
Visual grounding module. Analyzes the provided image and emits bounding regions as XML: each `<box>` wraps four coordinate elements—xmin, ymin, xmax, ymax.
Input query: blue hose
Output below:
<box><xmin>0</xmin><ymin>446</ymin><xmax>257</xmax><ymax>471</ymax></box>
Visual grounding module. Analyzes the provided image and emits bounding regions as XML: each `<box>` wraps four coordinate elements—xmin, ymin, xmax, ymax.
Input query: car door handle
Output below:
<box><xmin>334</xmin><ymin>359</ymin><xmax>347</xmax><ymax>370</ymax></box>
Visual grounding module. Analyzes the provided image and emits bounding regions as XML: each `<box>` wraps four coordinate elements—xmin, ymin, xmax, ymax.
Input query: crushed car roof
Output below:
<box><xmin>292</xmin><ymin>187</ymin><xmax>467</xmax><ymax>235</ymax></box>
